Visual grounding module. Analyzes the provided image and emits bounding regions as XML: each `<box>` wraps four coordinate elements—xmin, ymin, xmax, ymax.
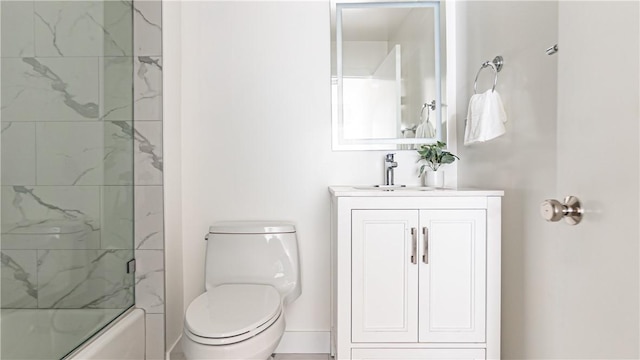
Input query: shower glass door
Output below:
<box><xmin>0</xmin><ymin>1</ymin><xmax>135</xmax><ymax>358</ymax></box>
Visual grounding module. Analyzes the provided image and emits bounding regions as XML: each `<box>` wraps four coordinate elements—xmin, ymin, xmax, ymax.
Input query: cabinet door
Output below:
<box><xmin>352</xmin><ymin>348</ymin><xmax>486</xmax><ymax>360</ymax></box>
<box><xmin>352</xmin><ymin>210</ymin><xmax>419</xmax><ymax>343</ymax></box>
<box><xmin>418</xmin><ymin>210</ymin><xmax>487</xmax><ymax>343</ymax></box>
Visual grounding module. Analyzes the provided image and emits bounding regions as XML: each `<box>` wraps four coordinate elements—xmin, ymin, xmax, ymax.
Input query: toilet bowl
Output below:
<box><xmin>183</xmin><ymin>284</ymin><xmax>285</xmax><ymax>360</ymax></box>
<box><xmin>182</xmin><ymin>222</ymin><xmax>301</xmax><ymax>360</ymax></box>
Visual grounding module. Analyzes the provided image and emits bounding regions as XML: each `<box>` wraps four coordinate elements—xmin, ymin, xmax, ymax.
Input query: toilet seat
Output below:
<box><xmin>184</xmin><ymin>284</ymin><xmax>282</xmax><ymax>346</ymax></box>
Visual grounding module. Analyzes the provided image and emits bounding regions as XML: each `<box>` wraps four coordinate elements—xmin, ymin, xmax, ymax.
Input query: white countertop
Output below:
<box><xmin>329</xmin><ymin>186</ymin><xmax>504</xmax><ymax>197</ymax></box>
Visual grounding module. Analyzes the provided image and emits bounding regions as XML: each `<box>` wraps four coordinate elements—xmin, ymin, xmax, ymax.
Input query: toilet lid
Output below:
<box><xmin>209</xmin><ymin>221</ymin><xmax>295</xmax><ymax>234</ymax></box>
<box><xmin>185</xmin><ymin>284</ymin><xmax>281</xmax><ymax>339</ymax></box>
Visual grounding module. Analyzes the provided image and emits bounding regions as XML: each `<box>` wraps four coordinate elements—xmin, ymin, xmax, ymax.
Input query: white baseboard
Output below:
<box><xmin>274</xmin><ymin>331</ymin><xmax>330</xmax><ymax>354</ymax></box>
<box><xmin>166</xmin><ymin>335</ymin><xmax>183</xmax><ymax>360</ymax></box>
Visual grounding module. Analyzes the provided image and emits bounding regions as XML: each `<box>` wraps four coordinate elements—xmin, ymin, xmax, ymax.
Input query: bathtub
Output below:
<box><xmin>0</xmin><ymin>307</ymin><xmax>145</xmax><ymax>360</ymax></box>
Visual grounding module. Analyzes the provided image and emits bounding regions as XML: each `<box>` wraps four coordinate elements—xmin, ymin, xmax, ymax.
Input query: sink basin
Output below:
<box><xmin>353</xmin><ymin>185</ymin><xmax>437</xmax><ymax>191</ymax></box>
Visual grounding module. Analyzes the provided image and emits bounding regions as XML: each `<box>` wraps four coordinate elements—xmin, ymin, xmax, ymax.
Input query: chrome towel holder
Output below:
<box><xmin>419</xmin><ymin>100</ymin><xmax>436</xmax><ymax>122</ymax></box>
<box><xmin>474</xmin><ymin>55</ymin><xmax>504</xmax><ymax>94</ymax></box>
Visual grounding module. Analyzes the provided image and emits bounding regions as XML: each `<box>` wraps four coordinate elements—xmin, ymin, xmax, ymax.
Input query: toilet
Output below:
<box><xmin>182</xmin><ymin>221</ymin><xmax>301</xmax><ymax>360</ymax></box>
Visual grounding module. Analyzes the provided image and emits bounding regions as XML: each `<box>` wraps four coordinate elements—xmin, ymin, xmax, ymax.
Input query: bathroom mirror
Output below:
<box><xmin>331</xmin><ymin>1</ymin><xmax>446</xmax><ymax>150</ymax></box>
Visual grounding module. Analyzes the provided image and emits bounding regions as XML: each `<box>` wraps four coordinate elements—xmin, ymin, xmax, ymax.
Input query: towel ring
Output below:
<box><xmin>419</xmin><ymin>100</ymin><xmax>436</xmax><ymax>122</ymax></box>
<box><xmin>474</xmin><ymin>56</ymin><xmax>504</xmax><ymax>94</ymax></box>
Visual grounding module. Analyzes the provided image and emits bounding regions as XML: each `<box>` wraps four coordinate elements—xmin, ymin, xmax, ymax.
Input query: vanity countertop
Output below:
<box><xmin>329</xmin><ymin>186</ymin><xmax>504</xmax><ymax>197</ymax></box>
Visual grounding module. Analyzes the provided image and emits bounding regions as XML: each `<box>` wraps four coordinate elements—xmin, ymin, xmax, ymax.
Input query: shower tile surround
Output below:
<box><xmin>131</xmin><ymin>3</ymin><xmax>165</xmax><ymax>359</ymax></box>
<box><xmin>0</xmin><ymin>1</ymin><xmax>165</xmax><ymax>359</ymax></box>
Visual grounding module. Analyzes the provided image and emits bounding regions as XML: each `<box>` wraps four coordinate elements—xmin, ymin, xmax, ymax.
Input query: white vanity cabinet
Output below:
<box><xmin>329</xmin><ymin>187</ymin><xmax>503</xmax><ymax>360</ymax></box>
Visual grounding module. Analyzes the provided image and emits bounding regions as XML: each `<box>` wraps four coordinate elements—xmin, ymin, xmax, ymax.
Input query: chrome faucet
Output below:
<box><xmin>384</xmin><ymin>153</ymin><xmax>397</xmax><ymax>186</ymax></box>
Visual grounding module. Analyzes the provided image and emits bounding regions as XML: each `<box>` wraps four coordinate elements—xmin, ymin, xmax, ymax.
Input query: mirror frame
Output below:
<box><xmin>332</xmin><ymin>0</ymin><xmax>451</xmax><ymax>151</ymax></box>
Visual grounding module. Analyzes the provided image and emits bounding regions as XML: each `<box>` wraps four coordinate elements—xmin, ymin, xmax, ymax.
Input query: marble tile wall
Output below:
<box><xmin>1</xmin><ymin>1</ymin><xmax>164</xmax><ymax>358</ymax></box>
<box><xmin>132</xmin><ymin>1</ymin><xmax>164</xmax><ymax>359</ymax></box>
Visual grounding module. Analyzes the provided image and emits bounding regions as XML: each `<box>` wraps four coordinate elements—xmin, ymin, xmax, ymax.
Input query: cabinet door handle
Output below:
<box><xmin>410</xmin><ymin>227</ymin><xmax>417</xmax><ymax>264</ymax></box>
<box><xmin>422</xmin><ymin>227</ymin><xmax>429</xmax><ymax>264</ymax></box>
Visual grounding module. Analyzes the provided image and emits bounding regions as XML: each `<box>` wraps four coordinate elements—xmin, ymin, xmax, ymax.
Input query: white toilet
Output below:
<box><xmin>182</xmin><ymin>221</ymin><xmax>301</xmax><ymax>360</ymax></box>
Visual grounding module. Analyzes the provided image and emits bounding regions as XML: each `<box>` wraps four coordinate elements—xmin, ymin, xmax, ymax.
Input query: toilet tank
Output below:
<box><xmin>205</xmin><ymin>221</ymin><xmax>301</xmax><ymax>305</ymax></box>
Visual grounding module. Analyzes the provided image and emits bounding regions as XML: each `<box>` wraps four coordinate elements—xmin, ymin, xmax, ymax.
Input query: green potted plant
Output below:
<box><xmin>417</xmin><ymin>141</ymin><xmax>459</xmax><ymax>188</ymax></box>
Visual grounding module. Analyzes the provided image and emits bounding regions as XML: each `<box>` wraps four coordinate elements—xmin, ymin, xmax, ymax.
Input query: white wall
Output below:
<box><xmin>178</xmin><ymin>1</ymin><xmax>427</xmax><ymax>348</ymax></box>
<box><xmin>455</xmin><ymin>1</ymin><xmax>559</xmax><ymax>358</ymax></box>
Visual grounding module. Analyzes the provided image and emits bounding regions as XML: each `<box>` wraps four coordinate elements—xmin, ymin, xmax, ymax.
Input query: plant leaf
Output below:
<box><xmin>415</xmin><ymin>141</ymin><xmax>458</xmax><ymax>168</ymax></box>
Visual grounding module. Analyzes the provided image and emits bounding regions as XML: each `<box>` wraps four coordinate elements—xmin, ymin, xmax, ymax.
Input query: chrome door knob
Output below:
<box><xmin>540</xmin><ymin>199</ymin><xmax>565</xmax><ymax>222</ymax></box>
<box><xmin>540</xmin><ymin>196</ymin><xmax>583</xmax><ymax>225</ymax></box>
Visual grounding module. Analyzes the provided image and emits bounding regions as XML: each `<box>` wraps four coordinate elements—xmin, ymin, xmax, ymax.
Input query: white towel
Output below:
<box><xmin>415</xmin><ymin>120</ymin><xmax>435</xmax><ymax>139</ymax></box>
<box><xmin>464</xmin><ymin>89</ymin><xmax>507</xmax><ymax>145</ymax></box>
